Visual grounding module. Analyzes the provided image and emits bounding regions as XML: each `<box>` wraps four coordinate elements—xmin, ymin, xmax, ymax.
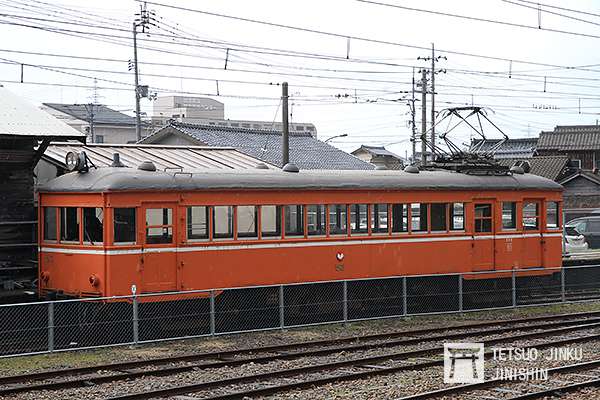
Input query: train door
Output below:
<box><xmin>522</xmin><ymin>200</ymin><xmax>543</xmax><ymax>268</ymax></box>
<box><xmin>472</xmin><ymin>203</ymin><xmax>495</xmax><ymax>271</ymax></box>
<box><xmin>140</xmin><ymin>203</ymin><xmax>177</xmax><ymax>293</ymax></box>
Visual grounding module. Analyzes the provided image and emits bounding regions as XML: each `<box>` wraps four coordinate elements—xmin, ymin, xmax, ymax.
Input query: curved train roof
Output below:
<box><xmin>39</xmin><ymin>166</ymin><xmax>564</xmax><ymax>193</ymax></box>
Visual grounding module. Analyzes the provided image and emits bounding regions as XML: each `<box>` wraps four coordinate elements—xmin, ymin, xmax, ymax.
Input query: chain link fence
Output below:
<box><xmin>2</xmin><ymin>265</ymin><xmax>600</xmax><ymax>357</ymax></box>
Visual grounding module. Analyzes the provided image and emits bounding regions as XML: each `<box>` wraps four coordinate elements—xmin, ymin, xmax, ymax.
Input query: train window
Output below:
<box><xmin>261</xmin><ymin>205</ymin><xmax>281</xmax><ymax>238</ymax></box>
<box><xmin>60</xmin><ymin>207</ymin><xmax>80</xmax><ymax>243</ymax></box>
<box><xmin>43</xmin><ymin>207</ymin><xmax>57</xmax><ymax>241</ymax></box>
<box><xmin>450</xmin><ymin>203</ymin><xmax>464</xmax><ymax>230</ymax></box>
<box><xmin>523</xmin><ymin>202</ymin><xmax>539</xmax><ymax>230</ymax></box>
<box><xmin>350</xmin><ymin>204</ymin><xmax>368</xmax><ymax>234</ymax></box>
<box><xmin>213</xmin><ymin>206</ymin><xmax>234</xmax><ymax>239</ymax></box>
<box><xmin>83</xmin><ymin>207</ymin><xmax>103</xmax><ymax>244</ymax></box>
<box><xmin>237</xmin><ymin>206</ymin><xmax>258</xmax><ymax>238</ymax></box>
<box><xmin>546</xmin><ymin>201</ymin><xmax>559</xmax><ymax>228</ymax></box>
<box><xmin>114</xmin><ymin>208</ymin><xmax>136</xmax><ymax>244</ymax></box>
<box><xmin>411</xmin><ymin>203</ymin><xmax>428</xmax><ymax>232</ymax></box>
<box><xmin>430</xmin><ymin>203</ymin><xmax>448</xmax><ymax>231</ymax></box>
<box><xmin>502</xmin><ymin>202</ymin><xmax>517</xmax><ymax>230</ymax></box>
<box><xmin>474</xmin><ymin>204</ymin><xmax>493</xmax><ymax>233</ymax></box>
<box><xmin>371</xmin><ymin>204</ymin><xmax>388</xmax><ymax>234</ymax></box>
<box><xmin>307</xmin><ymin>205</ymin><xmax>326</xmax><ymax>236</ymax></box>
<box><xmin>187</xmin><ymin>206</ymin><xmax>208</xmax><ymax>240</ymax></box>
<box><xmin>391</xmin><ymin>204</ymin><xmax>408</xmax><ymax>233</ymax></box>
<box><xmin>284</xmin><ymin>205</ymin><xmax>304</xmax><ymax>237</ymax></box>
<box><xmin>329</xmin><ymin>204</ymin><xmax>348</xmax><ymax>235</ymax></box>
<box><xmin>146</xmin><ymin>208</ymin><xmax>173</xmax><ymax>244</ymax></box>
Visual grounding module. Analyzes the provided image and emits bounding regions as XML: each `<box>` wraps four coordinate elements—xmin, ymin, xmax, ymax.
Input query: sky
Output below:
<box><xmin>2</xmin><ymin>0</ymin><xmax>600</xmax><ymax>158</ymax></box>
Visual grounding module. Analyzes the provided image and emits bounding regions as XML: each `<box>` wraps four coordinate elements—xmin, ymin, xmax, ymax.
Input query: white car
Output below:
<box><xmin>564</xmin><ymin>224</ymin><xmax>589</xmax><ymax>253</ymax></box>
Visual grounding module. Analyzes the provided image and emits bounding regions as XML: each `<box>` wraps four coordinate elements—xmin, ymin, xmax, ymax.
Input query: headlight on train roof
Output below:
<box><xmin>65</xmin><ymin>151</ymin><xmax>80</xmax><ymax>172</ymax></box>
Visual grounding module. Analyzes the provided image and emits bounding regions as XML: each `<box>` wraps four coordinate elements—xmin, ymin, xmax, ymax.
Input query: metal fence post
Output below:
<box><xmin>402</xmin><ymin>277</ymin><xmax>408</xmax><ymax>316</ymax></box>
<box><xmin>279</xmin><ymin>285</ymin><xmax>285</xmax><ymax>330</ymax></box>
<box><xmin>512</xmin><ymin>269</ymin><xmax>517</xmax><ymax>308</ymax></box>
<box><xmin>47</xmin><ymin>302</ymin><xmax>54</xmax><ymax>352</ymax></box>
<box><xmin>131</xmin><ymin>285</ymin><xmax>139</xmax><ymax>345</ymax></box>
<box><xmin>209</xmin><ymin>290</ymin><xmax>215</xmax><ymax>336</ymax></box>
<box><xmin>561</xmin><ymin>267</ymin><xmax>566</xmax><ymax>303</ymax></box>
<box><xmin>342</xmin><ymin>280</ymin><xmax>348</xmax><ymax>324</ymax></box>
<box><xmin>458</xmin><ymin>274</ymin><xmax>463</xmax><ymax>313</ymax></box>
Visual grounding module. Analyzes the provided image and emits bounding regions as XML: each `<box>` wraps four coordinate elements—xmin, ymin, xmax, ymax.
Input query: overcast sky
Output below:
<box><xmin>2</xmin><ymin>0</ymin><xmax>600</xmax><ymax>158</ymax></box>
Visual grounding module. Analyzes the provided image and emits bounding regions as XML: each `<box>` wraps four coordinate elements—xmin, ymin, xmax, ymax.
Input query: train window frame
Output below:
<box><xmin>410</xmin><ymin>203</ymin><xmax>428</xmax><ymax>233</ymax></box>
<box><xmin>328</xmin><ymin>204</ymin><xmax>348</xmax><ymax>236</ymax></box>
<box><xmin>391</xmin><ymin>204</ymin><xmax>408</xmax><ymax>234</ymax></box>
<box><xmin>82</xmin><ymin>207</ymin><xmax>104</xmax><ymax>245</ymax></box>
<box><xmin>113</xmin><ymin>208</ymin><xmax>137</xmax><ymax>245</ymax></box>
<box><xmin>523</xmin><ymin>201</ymin><xmax>540</xmax><ymax>231</ymax></box>
<box><xmin>284</xmin><ymin>205</ymin><xmax>305</xmax><ymax>238</ymax></box>
<box><xmin>474</xmin><ymin>203</ymin><xmax>493</xmax><ymax>233</ymax></box>
<box><xmin>502</xmin><ymin>202</ymin><xmax>517</xmax><ymax>230</ymax></box>
<box><xmin>43</xmin><ymin>206</ymin><xmax>58</xmax><ymax>242</ymax></box>
<box><xmin>145</xmin><ymin>207</ymin><xmax>174</xmax><ymax>245</ymax></box>
<box><xmin>370</xmin><ymin>204</ymin><xmax>389</xmax><ymax>235</ymax></box>
<box><xmin>213</xmin><ymin>205</ymin><xmax>234</xmax><ymax>240</ymax></box>
<box><xmin>237</xmin><ymin>205</ymin><xmax>258</xmax><ymax>239</ymax></box>
<box><xmin>450</xmin><ymin>203</ymin><xmax>465</xmax><ymax>231</ymax></box>
<box><xmin>546</xmin><ymin>201</ymin><xmax>560</xmax><ymax>229</ymax></box>
<box><xmin>307</xmin><ymin>205</ymin><xmax>326</xmax><ymax>236</ymax></box>
<box><xmin>187</xmin><ymin>206</ymin><xmax>209</xmax><ymax>242</ymax></box>
<box><xmin>261</xmin><ymin>205</ymin><xmax>282</xmax><ymax>239</ymax></box>
<box><xmin>350</xmin><ymin>204</ymin><xmax>368</xmax><ymax>236</ymax></box>
<box><xmin>430</xmin><ymin>203</ymin><xmax>448</xmax><ymax>232</ymax></box>
<box><xmin>60</xmin><ymin>207</ymin><xmax>80</xmax><ymax>244</ymax></box>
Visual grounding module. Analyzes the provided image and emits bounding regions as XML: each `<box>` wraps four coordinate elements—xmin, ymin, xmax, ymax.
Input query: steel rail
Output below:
<box><xmin>505</xmin><ymin>377</ymin><xmax>600</xmax><ymax>399</ymax></box>
<box><xmin>100</xmin><ymin>322</ymin><xmax>600</xmax><ymax>400</ymax></box>
<box><xmin>3</xmin><ymin>309</ymin><xmax>599</xmax><ymax>387</ymax></box>
<box><xmin>4</xmin><ymin>314</ymin><xmax>600</xmax><ymax>395</ymax></box>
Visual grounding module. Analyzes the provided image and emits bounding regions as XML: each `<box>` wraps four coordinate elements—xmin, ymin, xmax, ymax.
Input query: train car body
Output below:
<box><xmin>38</xmin><ymin>166</ymin><xmax>563</xmax><ymax>299</ymax></box>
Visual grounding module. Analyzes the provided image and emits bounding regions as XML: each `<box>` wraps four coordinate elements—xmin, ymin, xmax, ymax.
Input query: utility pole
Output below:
<box><xmin>132</xmin><ymin>2</ymin><xmax>154</xmax><ymax>142</ymax></box>
<box><xmin>282</xmin><ymin>82</ymin><xmax>290</xmax><ymax>166</ymax></box>
<box><xmin>420</xmin><ymin>69</ymin><xmax>427</xmax><ymax>166</ymax></box>
<box><xmin>410</xmin><ymin>67</ymin><xmax>417</xmax><ymax>162</ymax></box>
<box><xmin>86</xmin><ymin>103</ymin><xmax>95</xmax><ymax>143</ymax></box>
<box><xmin>431</xmin><ymin>43</ymin><xmax>436</xmax><ymax>150</ymax></box>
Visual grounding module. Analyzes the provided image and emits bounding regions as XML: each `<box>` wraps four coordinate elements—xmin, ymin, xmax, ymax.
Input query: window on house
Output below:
<box><xmin>261</xmin><ymin>205</ymin><xmax>281</xmax><ymax>238</ymax></box>
<box><xmin>213</xmin><ymin>206</ymin><xmax>233</xmax><ymax>239</ymax></box>
<box><xmin>329</xmin><ymin>204</ymin><xmax>347</xmax><ymax>235</ymax></box>
<box><xmin>391</xmin><ymin>204</ymin><xmax>408</xmax><ymax>233</ymax></box>
<box><xmin>237</xmin><ymin>206</ymin><xmax>258</xmax><ymax>238</ymax></box>
<box><xmin>546</xmin><ymin>201</ymin><xmax>560</xmax><ymax>228</ymax></box>
<box><xmin>95</xmin><ymin>135</ymin><xmax>104</xmax><ymax>144</ymax></box>
<box><xmin>284</xmin><ymin>205</ymin><xmax>304</xmax><ymax>237</ymax></box>
<box><xmin>60</xmin><ymin>207</ymin><xmax>80</xmax><ymax>243</ymax></box>
<box><xmin>523</xmin><ymin>202</ymin><xmax>539</xmax><ymax>230</ymax></box>
<box><xmin>430</xmin><ymin>203</ymin><xmax>448</xmax><ymax>231</ymax></box>
<box><xmin>411</xmin><ymin>203</ymin><xmax>428</xmax><ymax>232</ymax></box>
<box><xmin>242</xmin><ymin>123</ymin><xmax>251</xmax><ymax>128</ymax></box>
<box><xmin>502</xmin><ymin>202</ymin><xmax>517</xmax><ymax>230</ymax></box>
<box><xmin>371</xmin><ymin>204</ymin><xmax>388</xmax><ymax>234</ymax></box>
<box><xmin>83</xmin><ymin>207</ymin><xmax>103</xmax><ymax>244</ymax></box>
<box><xmin>114</xmin><ymin>208</ymin><xmax>136</xmax><ymax>244</ymax></box>
<box><xmin>146</xmin><ymin>208</ymin><xmax>173</xmax><ymax>244</ymax></box>
<box><xmin>350</xmin><ymin>204</ymin><xmax>368</xmax><ymax>234</ymax></box>
<box><xmin>187</xmin><ymin>206</ymin><xmax>208</xmax><ymax>240</ymax></box>
<box><xmin>474</xmin><ymin>204</ymin><xmax>493</xmax><ymax>233</ymax></box>
<box><xmin>43</xmin><ymin>207</ymin><xmax>57</xmax><ymax>241</ymax></box>
<box><xmin>307</xmin><ymin>205</ymin><xmax>326</xmax><ymax>236</ymax></box>
<box><xmin>450</xmin><ymin>203</ymin><xmax>464</xmax><ymax>230</ymax></box>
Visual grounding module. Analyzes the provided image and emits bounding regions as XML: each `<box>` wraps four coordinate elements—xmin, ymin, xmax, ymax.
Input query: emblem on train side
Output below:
<box><xmin>336</xmin><ymin>252</ymin><xmax>344</xmax><ymax>261</ymax></box>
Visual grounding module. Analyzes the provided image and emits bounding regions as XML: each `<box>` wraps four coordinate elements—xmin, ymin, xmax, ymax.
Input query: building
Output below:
<box><xmin>351</xmin><ymin>145</ymin><xmax>405</xmax><ymax>170</ymax></box>
<box><xmin>41</xmin><ymin>103</ymin><xmax>152</xmax><ymax>144</ymax></box>
<box><xmin>537</xmin><ymin>125</ymin><xmax>600</xmax><ymax>170</ymax></box>
<box><xmin>140</xmin><ymin>121</ymin><xmax>373</xmax><ymax>170</ymax></box>
<box><xmin>469</xmin><ymin>138</ymin><xmax>538</xmax><ymax>159</ymax></box>
<box><xmin>0</xmin><ymin>87</ymin><xmax>84</xmax><ymax>298</ymax></box>
<box><xmin>152</xmin><ymin>95</ymin><xmax>317</xmax><ymax>138</ymax></box>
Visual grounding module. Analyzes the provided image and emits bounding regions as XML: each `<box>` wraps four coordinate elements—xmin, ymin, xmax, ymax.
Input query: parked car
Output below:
<box><xmin>564</xmin><ymin>216</ymin><xmax>600</xmax><ymax>251</ymax></box>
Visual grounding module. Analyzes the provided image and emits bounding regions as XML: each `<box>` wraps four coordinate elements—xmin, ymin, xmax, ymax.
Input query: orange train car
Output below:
<box><xmin>37</xmin><ymin>160</ymin><xmax>563</xmax><ymax>299</ymax></box>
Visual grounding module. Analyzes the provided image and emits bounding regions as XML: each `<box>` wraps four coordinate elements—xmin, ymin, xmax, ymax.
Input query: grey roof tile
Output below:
<box><xmin>498</xmin><ymin>155</ymin><xmax>570</xmax><ymax>181</ymax></box>
<box><xmin>470</xmin><ymin>138</ymin><xmax>537</xmax><ymax>159</ymax></box>
<box><xmin>538</xmin><ymin>125</ymin><xmax>600</xmax><ymax>151</ymax></box>
<box><xmin>43</xmin><ymin>103</ymin><xmax>140</xmax><ymax>126</ymax></box>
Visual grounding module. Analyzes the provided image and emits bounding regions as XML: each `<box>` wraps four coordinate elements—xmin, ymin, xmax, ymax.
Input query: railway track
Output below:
<box><xmin>4</xmin><ymin>310</ymin><xmax>600</xmax><ymax>399</ymax></box>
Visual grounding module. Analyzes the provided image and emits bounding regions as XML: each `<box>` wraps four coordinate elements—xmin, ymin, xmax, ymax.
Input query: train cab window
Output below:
<box><xmin>83</xmin><ymin>207</ymin><xmax>103</xmax><ymax>244</ymax></box>
<box><xmin>450</xmin><ymin>203</ymin><xmax>464</xmax><ymax>230</ymax></box>
<box><xmin>213</xmin><ymin>206</ymin><xmax>234</xmax><ymax>239</ymax></box>
<box><xmin>474</xmin><ymin>204</ymin><xmax>493</xmax><ymax>233</ymax></box>
<box><xmin>391</xmin><ymin>204</ymin><xmax>408</xmax><ymax>233</ymax></box>
<box><xmin>307</xmin><ymin>205</ymin><xmax>326</xmax><ymax>236</ymax></box>
<box><xmin>329</xmin><ymin>204</ymin><xmax>348</xmax><ymax>235</ymax></box>
<box><xmin>146</xmin><ymin>208</ymin><xmax>173</xmax><ymax>244</ymax></box>
<box><xmin>546</xmin><ymin>201</ymin><xmax>560</xmax><ymax>229</ymax></box>
<box><xmin>114</xmin><ymin>208</ymin><xmax>136</xmax><ymax>244</ymax></box>
<box><xmin>237</xmin><ymin>206</ymin><xmax>258</xmax><ymax>239</ymax></box>
<box><xmin>261</xmin><ymin>205</ymin><xmax>281</xmax><ymax>239</ymax></box>
<box><xmin>43</xmin><ymin>207</ymin><xmax>57</xmax><ymax>241</ymax></box>
<box><xmin>502</xmin><ymin>202</ymin><xmax>517</xmax><ymax>230</ymax></box>
<box><xmin>411</xmin><ymin>203</ymin><xmax>428</xmax><ymax>232</ymax></box>
<box><xmin>60</xmin><ymin>207</ymin><xmax>80</xmax><ymax>243</ymax></box>
<box><xmin>284</xmin><ymin>205</ymin><xmax>304</xmax><ymax>237</ymax></box>
<box><xmin>371</xmin><ymin>204</ymin><xmax>388</xmax><ymax>234</ymax></box>
<box><xmin>187</xmin><ymin>206</ymin><xmax>208</xmax><ymax>240</ymax></box>
<box><xmin>430</xmin><ymin>203</ymin><xmax>448</xmax><ymax>232</ymax></box>
<box><xmin>523</xmin><ymin>202</ymin><xmax>539</xmax><ymax>230</ymax></box>
<box><xmin>350</xmin><ymin>204</ymin><xmax>368</xmax><ymax>235</ymax></box>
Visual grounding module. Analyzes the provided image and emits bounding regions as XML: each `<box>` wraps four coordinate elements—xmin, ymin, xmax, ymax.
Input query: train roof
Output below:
<box><xmin>38</xmin><ymin>166</ymin><xmax>564</xmax><ymax>193</ymax></box>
